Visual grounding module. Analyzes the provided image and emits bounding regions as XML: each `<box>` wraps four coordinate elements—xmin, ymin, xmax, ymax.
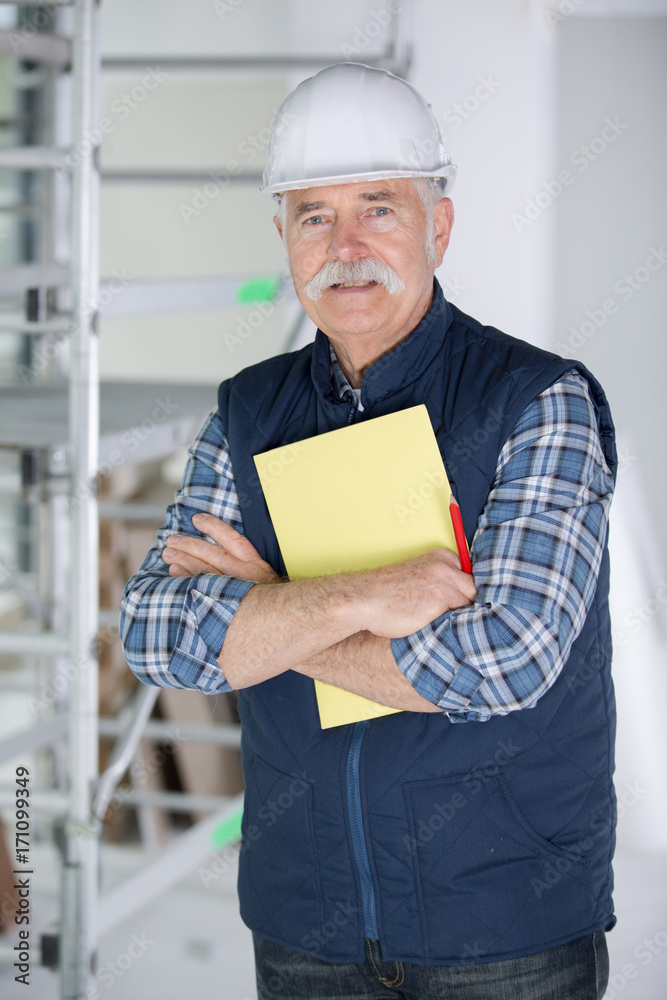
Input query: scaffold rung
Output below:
<box><xmin>0</xmin><ymin>145</ymin><xmax>71</xmax><ymax>170</ymax></box>
<box><xmin>0</xmin><ymin>630</ymin><xmax>69</xmax><ymax>655</ymax></box>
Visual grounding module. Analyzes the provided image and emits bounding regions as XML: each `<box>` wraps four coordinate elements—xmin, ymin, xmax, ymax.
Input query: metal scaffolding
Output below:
<box><xmin>0</xmin><ymin>1</ymin><xmax>100</xmax><ymax>994</ymax></box>
<box><xmin>63</xmin><ymin>2</ymin><xmax>99</xmax><ymax>993</ymax></box>
<box><xmin>0</xmin><ymin>5</ymin><xmax>277</xmax><ymax>994</ymax></box>
<box><xmin>0</xmin><ymin>4</ymin><xmax>412</xmax><ymax>996</ymax></box>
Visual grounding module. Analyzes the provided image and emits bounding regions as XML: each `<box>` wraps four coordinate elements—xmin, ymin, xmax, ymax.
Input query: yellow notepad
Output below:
<box><xmin>253</xmin><ymin>405</ymin><xmax>457</xmax><ymax>728</ymax></box>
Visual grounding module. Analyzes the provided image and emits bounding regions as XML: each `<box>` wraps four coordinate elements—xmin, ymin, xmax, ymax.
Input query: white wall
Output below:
<box><xmin>554</xmin><ymin>12</ymin><xmax>667</xmax><ymax>850</ymax></box>
<box><xmin>409</xmin><ymin>0</ymin><xmax>558</xmax><ymax>346</ymax></box>
<box><xmin>98</xmin><ymin>0</ymin><xmax>292</xmax><ymax>385</ymax></box>
<box><xmin>96</xmin><ymin>0</ymin><xmax>667</xmax><ymax>846</ymax></box>
<box><xmin>555</xmin><ymin>15</ymin><xmax>667</xmax><ymax>564</ymax></box>
<box><xmin>410</xmin><ymin>1</ymin><xmax>667</xmax><ymax>849</ymax></box>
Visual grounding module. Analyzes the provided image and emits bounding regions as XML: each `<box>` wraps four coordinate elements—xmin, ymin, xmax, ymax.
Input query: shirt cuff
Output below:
<box><xmin>169</xmin><ymin>575</ymin><xmax>255</xmax><ymax>693</ymax></box>
<box><xmin>391</xmin><ymin>614</ymin><xmax>488</xmax><ymax>723</ymax></box>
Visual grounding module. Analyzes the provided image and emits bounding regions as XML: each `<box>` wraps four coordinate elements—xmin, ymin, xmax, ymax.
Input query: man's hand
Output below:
<box><xmin>162</xmin><ymin>512</ymin><xmax>476</xmax><ymax>693</ymax></box>
<box><xmin>162</xmin><ymin>513</ymin><xmax>280</xmax><ymax>584</ymax></box>
<box><xmin>341</xmin><ymin>547</ymin><xmax>476</xmax><ymax>638</ymax></box>
<box><xmin>296</xmin><ymin>631</ymin><xmax>444</xmax><ymax>713</ymax></box>
<box><xmin>217</xmin><ymin>543</ymin><xmax>475</xmax><ymax>688</ymax></box>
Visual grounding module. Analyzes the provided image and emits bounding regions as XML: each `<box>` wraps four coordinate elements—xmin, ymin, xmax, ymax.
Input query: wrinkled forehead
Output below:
<box><xmin>284</xmin><ymin>177</ymin><xmax>420</xmax><ymax>219</ymax></box>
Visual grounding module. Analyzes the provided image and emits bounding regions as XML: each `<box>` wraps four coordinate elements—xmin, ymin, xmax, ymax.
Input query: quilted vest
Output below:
<box><xmin>217</xmin><ymin>281</ymin><xmax>617</xmax><ymax>965</ymax></box>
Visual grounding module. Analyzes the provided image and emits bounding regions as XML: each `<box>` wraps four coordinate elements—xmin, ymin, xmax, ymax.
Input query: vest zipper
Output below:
<box><xmin>346</xmin><ymin>720</ymin><xmax>378</xmax><ymax>939</ymax></box>
<box><xmin>344</xmin><ymin>393</ymin><xmax>377</xmax><ymax>936</ymax></box>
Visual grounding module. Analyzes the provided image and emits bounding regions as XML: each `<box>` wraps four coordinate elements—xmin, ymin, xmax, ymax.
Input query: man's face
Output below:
<box><xmin>275</xmin><ymin>178</ymin><xmax>454</xmax><ymax>350</ymax></box>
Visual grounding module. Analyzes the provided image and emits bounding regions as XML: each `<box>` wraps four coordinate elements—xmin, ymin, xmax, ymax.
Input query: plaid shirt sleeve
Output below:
<box><xmin>391</xmin><ymin>371</ymin><xmax>615</xmax><ymax>723</ymax></box>
<box><xmin>119</xmin><ymin>409</ymin><xmax>255</xmax><ymax>693</ymax></box>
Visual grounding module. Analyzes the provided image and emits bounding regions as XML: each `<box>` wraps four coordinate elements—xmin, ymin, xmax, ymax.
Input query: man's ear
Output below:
<box><xmin>433</xmin><ymin>197</ymin><xmax>454</xmax><ymax>267</ymax></box>
<box><xmin>273</xmin><ymin>214</ymin><xmax>283</xmax><ymax>240</ymax></box>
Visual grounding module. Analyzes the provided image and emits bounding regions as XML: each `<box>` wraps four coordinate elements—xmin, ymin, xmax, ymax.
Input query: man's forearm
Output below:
<box><xmin>217</xmin><ymin>575</ymin><xmax>359</xmax><ymax>688</ymax></box>
<box><xmin>217</xmin><ymin>547</ymin><xmax>476</xmax><ymax>690</ymax></box>
<box><xmin>295</xmin><ymin>631</ymin><xmax>442</xmax><ymax>713</ymax></box>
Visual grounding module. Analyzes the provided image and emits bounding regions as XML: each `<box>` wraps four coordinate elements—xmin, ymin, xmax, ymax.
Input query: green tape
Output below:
<box><xmin>236</xmin><ymin>276</ymin><xmax>280</xmax><ymax>304</ymax></box>
<box><xmin>211</xmin><ymin>806</ymin><xmax>244</xmax><ymax>850</ymax></box>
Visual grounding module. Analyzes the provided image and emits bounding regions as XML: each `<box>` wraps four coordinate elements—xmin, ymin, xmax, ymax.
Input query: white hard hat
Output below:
<box><xmin>261</xmin><ymin>62</ymin><xmax>457</xmax><ymax>199</ymax></box>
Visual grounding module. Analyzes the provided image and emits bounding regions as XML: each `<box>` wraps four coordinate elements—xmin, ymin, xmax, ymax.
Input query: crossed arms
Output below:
<box><xmin>119</xmin><ymin>373</ymin><xmax>614</xmax><ymax>721</ymax></box>
<box><xmin>162</xmin><ymin>515</ymin><xmax>475</xmax><ymax>712</ymax></box>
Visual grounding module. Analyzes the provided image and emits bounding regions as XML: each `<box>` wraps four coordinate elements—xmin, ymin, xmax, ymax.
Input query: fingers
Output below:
<box><xmin>165</xmin><ymin>534</ymin><xmax>227</xmax><ymax>570</ymax></box>
<box><xmin>163</xmin><ymin>517</ymin><xmax>280</xmax><ymax>585</ymax></box>
<box><xmin>188</xmin><ymin>513</ymin><xmax>280</xmax><ymax>582</ymax></box>
<box><xmin>431</xmin><ymin>547</ymin><xmax>476</xmax><ymax>602</ymax></box>
<box><xmin>165</xmin><ymin>536</ymin><xmax>262</xmax><ymax>581</ymax></box>
<box><xmin>446</xmin><ymin>571</ymin><xmax>476</xmax><ymax>607</ymax></box>
<box><xmin>191</xmin><ymin>512</ymin><xmax>259</xmax><ymax>559</ymax></box>
<box><xmin>163</xmin><ymin>547</ymin><xmax>213</xmax><ymax>578</ymax></box>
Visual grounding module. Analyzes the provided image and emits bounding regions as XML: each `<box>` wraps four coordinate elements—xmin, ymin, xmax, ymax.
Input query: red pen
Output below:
<box><xmin>449</xmin><ymin>495</ymin><xmax>472</xmax><ymax>574</ymax></box>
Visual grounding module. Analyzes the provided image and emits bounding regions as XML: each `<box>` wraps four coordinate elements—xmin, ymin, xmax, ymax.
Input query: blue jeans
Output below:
<box><xmin>253</xmin><ymin>931</ymin><xmax>609</xmax><ymax>1000</ymax></box>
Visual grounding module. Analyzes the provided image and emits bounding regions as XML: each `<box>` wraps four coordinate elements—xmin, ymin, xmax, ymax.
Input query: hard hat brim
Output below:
<box><xmin>261</xmin><ymin>165</ymin><xmax>457</xmax><ymax>201</ymax></box>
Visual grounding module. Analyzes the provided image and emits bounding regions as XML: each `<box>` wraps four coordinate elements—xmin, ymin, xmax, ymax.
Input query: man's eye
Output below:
<box><xmin>306</xmin><ymin>215</ymin><xmax>324</xmax><ymax>225</ymax></box>
<box><xmin>371</xmin><ymin>207</ymin><xmax>390</xmax><ymax>216</ymax></box>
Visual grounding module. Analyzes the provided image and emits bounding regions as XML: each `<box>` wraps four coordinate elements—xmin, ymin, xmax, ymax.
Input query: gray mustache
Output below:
<box><xmin>303</xmin><ymin>259</ymin><xmax>406</xmax><ymax>300</ymax></box>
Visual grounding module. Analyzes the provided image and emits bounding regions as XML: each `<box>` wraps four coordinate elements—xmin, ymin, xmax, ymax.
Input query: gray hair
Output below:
<box><xmin>274</xmin><ymin>177</ymin><xmax>445</xmax><ymax>265</ymax></box>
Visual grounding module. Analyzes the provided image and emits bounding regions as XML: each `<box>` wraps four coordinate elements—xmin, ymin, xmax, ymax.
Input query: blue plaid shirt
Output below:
<box><xmin>120</xmin><ymin>364</ymin><xmax>614</xmax><ymax>722</ymax></box>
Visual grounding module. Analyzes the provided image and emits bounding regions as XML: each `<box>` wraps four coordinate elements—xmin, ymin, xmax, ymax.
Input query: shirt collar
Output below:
<box><xmin>311</xmin><ymin>278</ymin><xmax>452</xmax><ymax>411</ymax></box>
<box><xmin>329</xmin><ymin>345</ymin><xmax>363</xmax><ymax>410</ymax></box>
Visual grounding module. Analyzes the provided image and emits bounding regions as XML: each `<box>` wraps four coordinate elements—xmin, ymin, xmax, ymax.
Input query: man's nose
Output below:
<box><xmin>326</xmin><ymin>218</ymin><xmax>370</xmax><ymax>260</ymax></box>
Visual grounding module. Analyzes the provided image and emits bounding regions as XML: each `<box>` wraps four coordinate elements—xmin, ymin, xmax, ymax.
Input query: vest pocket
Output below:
<box><xmin>238</xmin><ymin>754</ymin><xmax>324</xmax><ymax>944</ymax></box>
<box><xmin>403</xmin><ymin>769</ymin><xmax>593</xmax><ymax>961</ymax></box>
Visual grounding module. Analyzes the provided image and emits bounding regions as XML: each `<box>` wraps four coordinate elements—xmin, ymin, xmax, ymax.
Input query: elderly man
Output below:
<box><xmin>121</xmin><ymin>63</ymin><xmax>616</xmax><ymax>999</ymax></box>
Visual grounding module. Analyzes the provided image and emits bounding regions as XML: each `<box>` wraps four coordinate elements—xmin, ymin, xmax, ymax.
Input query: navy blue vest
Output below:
<box><xmin>217</xmin><ymin>281</ymin><xmax>617</xmax><ymax>965</ymax></box>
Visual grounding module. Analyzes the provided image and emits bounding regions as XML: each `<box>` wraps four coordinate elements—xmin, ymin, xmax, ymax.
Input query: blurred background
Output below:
<box><xmin>0</xmin><ymin>0</ymin><xmax>665</xmax><ymax>997</ymax></box>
